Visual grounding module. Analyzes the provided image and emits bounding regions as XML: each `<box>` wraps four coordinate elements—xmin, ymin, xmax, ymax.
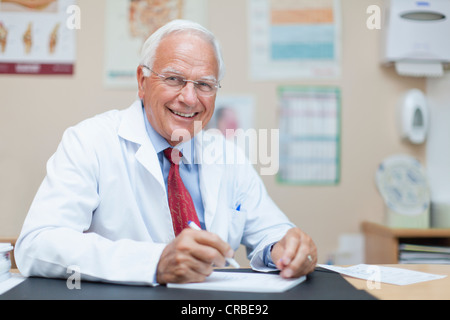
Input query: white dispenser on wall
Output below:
<box><xmin>382</xmin><ymin>0</ymin><xmax>450</xmax><ymax>77</ymax></box>
<box><xmin>397</xmin><ymin>89</ymin><xmax>429</xmax><ymax>144</ymax></box>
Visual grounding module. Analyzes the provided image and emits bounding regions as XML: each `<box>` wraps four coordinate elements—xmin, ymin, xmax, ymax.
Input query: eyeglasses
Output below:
<box><xmin>142</xmin><ymin>65</ymin><xmax>221</xmax><ymax>97</ymax></box>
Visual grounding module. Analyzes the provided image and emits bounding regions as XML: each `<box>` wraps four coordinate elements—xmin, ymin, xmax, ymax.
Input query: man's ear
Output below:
<box><xmin>137</xmin><ymin>66</ymin><xmax>146</xmax><ymax>99</ymax></box>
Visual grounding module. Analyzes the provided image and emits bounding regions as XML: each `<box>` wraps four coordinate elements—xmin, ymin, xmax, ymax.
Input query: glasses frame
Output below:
<box><xmin>141</xmin><ymin>65</ymin><xmax>221</xmax><ymax>97</ymax></box>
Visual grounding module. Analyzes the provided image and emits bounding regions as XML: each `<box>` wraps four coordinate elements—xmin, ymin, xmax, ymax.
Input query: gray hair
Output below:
<box><xmin>139</xmin><ymin>19</ymin><xmax>225</xmax><ymax>81</ymax></box>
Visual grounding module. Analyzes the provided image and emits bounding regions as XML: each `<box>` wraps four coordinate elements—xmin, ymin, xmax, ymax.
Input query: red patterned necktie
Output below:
<box><xmin>163</xmin><ymin>148</ymin><xmax>200</xmax><ymax>236</ymax></box>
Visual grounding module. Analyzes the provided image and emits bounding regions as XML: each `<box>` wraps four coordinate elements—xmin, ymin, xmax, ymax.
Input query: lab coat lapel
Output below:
<box><xmin>117</xmin><ymin>101</ymin><xmax>165</xmax><ymax>192</ymax></box>
<box><xmin>196</xmin><ymin>132</ymin><xmax>225</xmax><ymax>232</ymax></box>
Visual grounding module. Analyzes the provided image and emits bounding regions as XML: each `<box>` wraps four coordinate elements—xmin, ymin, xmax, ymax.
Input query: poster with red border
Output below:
<box><xmin>0</xmin><ymin>0</ymin><xmax>76</xmax><ymax>75</ymax></box>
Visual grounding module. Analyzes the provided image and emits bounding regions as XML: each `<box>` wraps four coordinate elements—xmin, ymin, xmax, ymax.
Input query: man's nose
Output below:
<box><xmin>178</xmin><ymin>81</ymin><xmax>198</xmax><ymax>106</ymax></box>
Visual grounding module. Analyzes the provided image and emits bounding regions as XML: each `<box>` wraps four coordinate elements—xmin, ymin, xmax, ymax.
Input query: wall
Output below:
<box><xmin>426</xmin><ymin>73</ymin><xmax>450</xmax><ymax>204</ymax></box>
<box><xmin>0</xmin><ymin>0</ymin><xmax>426</xmax><ymax>265</ymax></box>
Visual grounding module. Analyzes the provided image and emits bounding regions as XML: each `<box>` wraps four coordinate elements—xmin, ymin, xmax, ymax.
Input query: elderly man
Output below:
<box><xmin>15</xmin><ymin>20</ymin><xmax>317</xmax><ymax>285</ymax></box>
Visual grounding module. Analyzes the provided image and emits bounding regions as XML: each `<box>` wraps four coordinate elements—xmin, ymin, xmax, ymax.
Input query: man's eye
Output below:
<box><xmin>166</xmin><ymin>76</ymin><xmax>181</xmax><ymax>82</ymax></box>
<box><xmin>197</xmin><ymin>82</ymin><xmax>213</xmax><ymax>89</ymax></box>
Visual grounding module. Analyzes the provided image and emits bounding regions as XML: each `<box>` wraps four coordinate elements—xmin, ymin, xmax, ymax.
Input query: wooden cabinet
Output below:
<box><xmin>362</xmin><ymin>222</ymin><xmax>450</xmax><ymax>264</ymax></box>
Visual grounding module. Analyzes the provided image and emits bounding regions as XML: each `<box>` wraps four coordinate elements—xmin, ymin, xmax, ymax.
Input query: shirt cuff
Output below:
<box><xmin>262</xmin><ymin>242</ymin><xmax>278</xmax><ymax>269</ymax></box>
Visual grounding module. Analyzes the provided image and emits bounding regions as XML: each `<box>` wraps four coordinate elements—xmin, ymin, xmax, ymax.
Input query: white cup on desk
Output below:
<box><xmin>0</xmin><ymin>243</ymin><xmax>13</xmax><ymax>282</ymax></box>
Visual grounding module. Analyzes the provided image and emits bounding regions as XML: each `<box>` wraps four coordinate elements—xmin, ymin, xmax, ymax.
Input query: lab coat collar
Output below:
<box><xmin>117</xmin><ymin>100</ymin><xmax>148</xmax><ymax>146</ymax></box>
<box><xmin>118</xmin><ymin>100</ymin><xmax>165</xmax><ymax>191</ymax></box>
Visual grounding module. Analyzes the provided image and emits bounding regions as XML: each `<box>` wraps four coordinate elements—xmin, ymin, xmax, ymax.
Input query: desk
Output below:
<box><xmin>1</xmin><ymin>268</ymin><xmax>375</xmax><ymax>301</ymax></box>
<box><xmin>2</xmin><ymin>265</ymin><xmax>449</xmax><ymax>300</ymax></box>
<box><xmin>343</xmin><ymin>264</ymin><xmax>450</xmax><ymax>300</ymax></box>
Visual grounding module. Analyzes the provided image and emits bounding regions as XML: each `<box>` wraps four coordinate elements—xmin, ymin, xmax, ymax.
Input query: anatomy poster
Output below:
<box><xmin>104</xmin><ymin>0</ymin><xmax>208</xmax><ymax>88</ymax></box>
<box><xmin>0</xmin><ymin>0</ymin><xmax>77</xmax><ymax>75</ymax></box>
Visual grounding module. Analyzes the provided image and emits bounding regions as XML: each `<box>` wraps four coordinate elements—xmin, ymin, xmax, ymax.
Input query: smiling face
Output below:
<box><xmin>137</xmin><ymin>31</ymin><xmax>219</xmax><ymax>146</ymax></box>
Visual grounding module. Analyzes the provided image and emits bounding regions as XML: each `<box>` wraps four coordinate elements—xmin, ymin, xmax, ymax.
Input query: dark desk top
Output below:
<box><xmin>0</xmin><ymin>268</ymin><xmax>375</xmax><ymax>301</ymax></box>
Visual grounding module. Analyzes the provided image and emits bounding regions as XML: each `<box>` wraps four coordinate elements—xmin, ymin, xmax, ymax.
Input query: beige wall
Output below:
<box><xmin>0</xmin><ymin>0</ymin><xmax>426</xmax><ymax>264</ymax></box>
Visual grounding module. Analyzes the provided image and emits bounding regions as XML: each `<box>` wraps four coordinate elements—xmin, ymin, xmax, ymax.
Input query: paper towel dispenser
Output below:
<box><xmin>397</xmin><ymin>89</ymin><xmax>429</xmax><ymax>144</ymax></box>
<box><xmin>382</xmin><ymin>0</ymin><xmax>450</xmax><ymax>77</ymax></box>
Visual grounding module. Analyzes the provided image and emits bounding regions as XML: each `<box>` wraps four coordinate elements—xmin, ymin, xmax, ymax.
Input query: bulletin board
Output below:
<box><xmin>277</xmin><ymin>86</ymin><xmax>341</xmax><ymax>185</ymax></box>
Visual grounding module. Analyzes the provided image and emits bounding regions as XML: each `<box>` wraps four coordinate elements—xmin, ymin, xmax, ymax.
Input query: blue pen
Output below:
<box><xmin>188</xmin><ymin>221</ymin><xmax>240</xmax><ymax>268</ymax></box>
<box><xmin>236</xmin><ymin>204</ymin><xmax>241</xmax><ymax>211</ymax></box>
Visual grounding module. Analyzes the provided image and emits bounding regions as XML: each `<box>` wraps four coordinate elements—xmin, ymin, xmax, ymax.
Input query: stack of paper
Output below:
<box><xmin>318</xmin><ymin>264</ymin><xmax>446</xmax><ymax>286</ymax></box>
<box><xmin>399</xmin><ymin>244</ymin><xmax>450</xmax><ymax>264</ymax></box>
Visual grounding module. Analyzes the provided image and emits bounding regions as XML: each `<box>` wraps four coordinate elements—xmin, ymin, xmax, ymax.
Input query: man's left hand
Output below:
<box><xmin>270</xmin><ymin>228</ymin><xmax>317</xmax><ymax>278</ymax></box>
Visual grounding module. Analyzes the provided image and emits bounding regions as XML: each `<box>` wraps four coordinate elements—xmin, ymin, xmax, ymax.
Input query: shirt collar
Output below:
<box><xmin>142</xmin><ymin>103</ymin><xmax>194</xmax><ymax>165</ymax></box>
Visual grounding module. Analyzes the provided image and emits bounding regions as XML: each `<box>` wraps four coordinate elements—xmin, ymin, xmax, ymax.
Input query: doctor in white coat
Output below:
<box><xmin>15</xmin><ymin>20</ymin><xmax>317</xmax><ymax>285</ymax></box>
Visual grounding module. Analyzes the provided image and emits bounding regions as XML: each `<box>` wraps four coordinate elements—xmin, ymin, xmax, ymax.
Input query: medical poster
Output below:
<box><xmin>278</xmin><ymin>86</ymin><xmax>341</xmax><ymax>185</ymax></box>
<box><xmin>0</xmin><ymin>0</ymin><xmax>76</xmax><ymax>75</ymax></box>
<box><xmin>207</xmin><ymin>95</ymin><xmax>255</xmax><ymax>139</ymax></box>
<box><xmin>104</xmin><ymin>0</ymin><xmax>208</xmax><ymax>88</ymax></box>
<box><xmin>248</xmin><ymin>0</ymin><xmax>341</xmax><ymax>80</ymax></box>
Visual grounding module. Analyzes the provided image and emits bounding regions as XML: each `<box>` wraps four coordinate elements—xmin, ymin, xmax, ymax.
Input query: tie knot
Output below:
<box><xmin>163</xmin><ymin>148</ymin><xmax>183</xmax><ymax>165</ymax></box>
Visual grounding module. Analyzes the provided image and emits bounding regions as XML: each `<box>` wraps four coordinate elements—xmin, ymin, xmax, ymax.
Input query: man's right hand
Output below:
<box><xmin>156</xmin><ymin>228</ymin><xmax>234</xmax><ymax>284</ymax></box>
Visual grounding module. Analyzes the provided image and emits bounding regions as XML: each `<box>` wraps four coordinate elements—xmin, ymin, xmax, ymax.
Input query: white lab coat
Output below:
<box><xmin>15</xmin><ymin>100</ymin><xmax>295</xmax><ymax>285</ymax></box>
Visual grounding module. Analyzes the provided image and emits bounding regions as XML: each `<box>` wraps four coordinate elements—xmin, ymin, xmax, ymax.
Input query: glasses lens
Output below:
<box><xmin>164</xmin><ymin>76</ymin><xmax>185</xmax><ymax>87</ymax></box>
<box><xmin>196</xmin><ymin>85</ymin><xmax>218</xmax><ymax>97</ymax></box>
<box><xmin>195</xmin><ymin>81</ymin><xmax>215</xmax><ymax>93</ymax></box>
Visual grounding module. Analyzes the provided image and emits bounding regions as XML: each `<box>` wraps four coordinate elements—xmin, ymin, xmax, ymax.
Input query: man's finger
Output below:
<box><xmin>190</xmin><ymin>241</ymin><xmax>227</xmax><ymax>268</ymax></box>
<box><xmin>280</xmin><ymin>231</ymin><xmax>317</xmax><ymax>278</ymax></box>
<box><xmin>178</xmin><ymin>229</ymin><xmax>233</xmax><ymax>268</ymax></box>
<box><xmin>277</xmin><ymin>229</ymin><xmax>301</xmax><ymax>269</ymax></box>
<box><xmin>157</xmin><ymin>229</ymin><xmax>232</xmax><ymax>284</ymax></box>
<box><xmin>281</xmin><ymin>244</ymin><xmax>310</xmax><ymax>278</ymax></box>
<box><xmin>190</xmin><ymin>229</ymin><xmax>234</xmax><ymax>259</ymax></box>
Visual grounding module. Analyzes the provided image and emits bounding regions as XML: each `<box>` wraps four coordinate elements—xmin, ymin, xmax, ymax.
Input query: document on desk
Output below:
<box><xmin>167</xmin><ymin>271</ymin><xmax>306</xmax><ymax>292</ymax></box>
<box><xmin>318</xmin><ymin>264</ymin><xmax>447</xmax><ymax>286</ymax></box>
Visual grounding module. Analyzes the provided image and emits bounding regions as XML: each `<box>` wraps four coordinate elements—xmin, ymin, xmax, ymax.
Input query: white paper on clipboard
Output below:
<box><xmin>167</xmin><ymin>271</ymin><xmax>306</xmax><ymax>292</ymax></box>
